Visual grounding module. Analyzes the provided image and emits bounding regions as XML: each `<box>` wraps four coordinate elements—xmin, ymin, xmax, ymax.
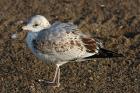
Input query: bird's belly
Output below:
<box><xmin>35</xmin><ymin>52</ymin><xmax>60</xmax><ymax>63</ymax></box>
<box><xmin>34</xmin><ymin>46</ymin><xmax>86</xmax><ymax>63</ymax></box>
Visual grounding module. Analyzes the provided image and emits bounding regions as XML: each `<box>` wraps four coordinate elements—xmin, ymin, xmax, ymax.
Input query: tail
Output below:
<box><xmin>84</xmin><ymin>48</ymin><xmax>124</xmax><ymax>59</ymax></box>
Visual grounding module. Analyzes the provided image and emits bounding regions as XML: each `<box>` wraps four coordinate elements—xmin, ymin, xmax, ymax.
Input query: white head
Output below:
<box><xmin>22</xmin><ymin>15</ymin><xmax>51</xmax><ymax>32</ymax></box>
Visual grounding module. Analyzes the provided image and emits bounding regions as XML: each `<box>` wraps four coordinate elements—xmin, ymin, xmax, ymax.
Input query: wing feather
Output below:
<box><xmin>32</xmin><ymin>22</ymin><xmax>81</xmax><ymax>54</ymax></box>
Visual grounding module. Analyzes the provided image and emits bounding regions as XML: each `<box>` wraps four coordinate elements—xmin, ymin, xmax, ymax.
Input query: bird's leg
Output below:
<box><xmin>52</xmin><ymin>65</ymin><xmax>60</xmax><ymax>83</ymax></box>
<box><xmin>47</xmin><ymin>65</ymin><xmax>60</xmax><ymax>87</ymax></box>
<box><xmin>56</xmin><ymin>66</ymin><xmax>60</xmax><ymax>87</ymax></box>
<box><xmin>38</xmin><ymin>65</ymin><xmax>60</xmax><ymax>87</ymax></box>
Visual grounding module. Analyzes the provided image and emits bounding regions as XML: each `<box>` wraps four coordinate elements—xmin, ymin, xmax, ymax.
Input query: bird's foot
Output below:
<box><xmin>38</xmin><ymin>79</ymin><xmax>60</xmax><ymax>88</ymax></box>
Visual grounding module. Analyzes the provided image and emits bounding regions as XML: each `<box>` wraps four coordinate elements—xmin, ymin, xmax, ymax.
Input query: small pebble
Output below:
<box><xmin>100</xmin><ymin>5</ymin><xmax>105</xmax><ymax>8</ymax></box>
<box><xmin>11</xmin><ymin>33</ymin><xmax>17</xmax><ymax>39</ymax></box>
<box><xmin>89</xmin><ymin>77</ymin><xmax>93</xmax><ymax>80</ymax></box>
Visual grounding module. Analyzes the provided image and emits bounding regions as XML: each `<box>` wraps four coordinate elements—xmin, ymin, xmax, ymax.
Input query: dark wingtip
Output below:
<box><xmin>85</xmin><ymin>48</ymin><xmax>124</xmax><ymax>59</ymax></box>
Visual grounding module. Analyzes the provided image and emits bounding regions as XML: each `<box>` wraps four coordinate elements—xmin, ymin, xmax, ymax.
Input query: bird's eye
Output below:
<box><xmin>33</xmin><ymin>23</ymin><xmax>38</xmax><ymax>27</ymax></box>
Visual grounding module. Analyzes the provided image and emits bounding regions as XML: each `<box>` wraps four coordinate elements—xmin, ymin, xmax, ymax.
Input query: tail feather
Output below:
<box><xmin>84</xmin><ymin>48</ymin><xmax>124</xmax><ymax>59</ymax></box>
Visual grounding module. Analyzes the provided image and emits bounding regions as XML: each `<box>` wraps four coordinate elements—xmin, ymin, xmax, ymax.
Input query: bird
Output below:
<box><xmin>21</xmin><ymin>15</ymin><xmax>123</xmax><ymax>87</ymax></box>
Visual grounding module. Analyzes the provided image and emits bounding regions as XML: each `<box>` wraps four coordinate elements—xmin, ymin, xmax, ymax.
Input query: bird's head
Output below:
<box><xmin>11</xmin><ymin>15</ymin><xmax>51</xmax><ymax>39</ymax></box>
<box><xmin>22</xmin><ymin>15</ymin><xmax>51</xmax><ymax>32</ymax></box>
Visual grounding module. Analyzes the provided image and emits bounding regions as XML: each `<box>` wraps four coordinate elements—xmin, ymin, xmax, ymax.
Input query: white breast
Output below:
<box><xmin>26</xmin><ymin>32</ymin><xmax>64</xmax><ymax>64</ymax></box>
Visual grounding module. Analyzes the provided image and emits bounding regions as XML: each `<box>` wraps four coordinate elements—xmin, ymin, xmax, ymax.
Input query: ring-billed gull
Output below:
<box><xmin>20</xmin><ymin>15</ymin><xmax>123</xmax><ymax>87</ymax></box>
